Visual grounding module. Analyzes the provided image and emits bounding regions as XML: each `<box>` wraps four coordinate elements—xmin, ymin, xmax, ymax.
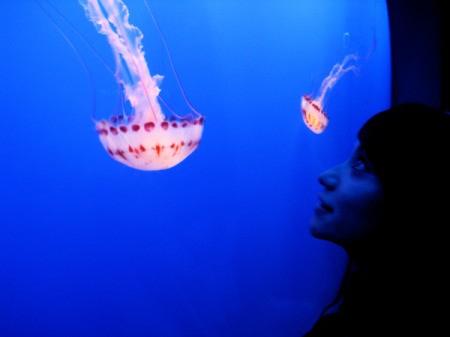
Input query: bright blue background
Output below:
<box><xmin>0</xmin><ymin>1</ymin><xmax>390</xmax><ymax>336</ymax></box>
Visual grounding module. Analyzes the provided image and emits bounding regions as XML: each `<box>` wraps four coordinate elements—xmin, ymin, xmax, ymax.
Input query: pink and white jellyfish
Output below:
<box><xmin>80</xmin><ymin>0</ymin><xmax>204</xmax><ymax>170</ymax></box>
<box><xmin>302</xmin><ymin>53</ymin><xmax>358</xmax><ymax>134</ymax></box>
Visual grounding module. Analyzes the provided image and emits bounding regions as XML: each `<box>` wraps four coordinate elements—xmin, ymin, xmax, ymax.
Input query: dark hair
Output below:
<box><xmin>358</xmin><ymin>103</ymin><xmax>450</xmax><ymax>192</ymax></box>
<box><xmin>355</xmin><ymin>103</ymin><xmax>450</xmax><ymax>331</ymax></box>
<box><xmin>357</xmin><ymin>103</ymin><xmax>450</xmax><ymax>246</ymax></box>
<box><xmin>347</xmin><ymin>103</ymin><xmax>450</xmax><ymax>334</ymax></box>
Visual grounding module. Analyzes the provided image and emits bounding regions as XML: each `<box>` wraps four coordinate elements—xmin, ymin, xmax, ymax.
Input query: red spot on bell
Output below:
<box><xmin>110</xmin><ymin>127</ymin><xmax>118</xmax><ymax>135</ymax></box>
<box><xmin>116</xmin><ymin>150</ymin><xmax>127</xmax><ymax>160</ymax></box>
<box><xmin>154</xmin><ymin>145</ymin><xmax>162</xmax><ymax>156</ymax></box>
<box><xmin>144</xmin><ymin>122</ymin><xmax>155</xmax><ymax>131</ymax></box>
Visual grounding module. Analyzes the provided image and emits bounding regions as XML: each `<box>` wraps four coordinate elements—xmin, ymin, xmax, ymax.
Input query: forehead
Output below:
<box><xmin>352</xmin><ymin>141</ymin><xmax>361</xmax><ymax>151</ymax></box>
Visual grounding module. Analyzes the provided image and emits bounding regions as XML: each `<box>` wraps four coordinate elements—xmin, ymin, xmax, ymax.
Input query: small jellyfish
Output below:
<box><xmin>302</xmin><ymin>53</ymin><xmax>358</xmax><ymax>134</ymax></box>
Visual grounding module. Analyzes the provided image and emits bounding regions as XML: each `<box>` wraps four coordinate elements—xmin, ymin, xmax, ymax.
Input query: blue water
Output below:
<box><xmin>0</xmin><ymin>1</ymin><xmax>390</xmax><ymax>336</ymax></box>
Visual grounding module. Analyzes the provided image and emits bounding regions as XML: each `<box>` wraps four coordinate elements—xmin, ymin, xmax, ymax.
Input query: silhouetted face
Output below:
<box><xmin>310</xmin><ymin>142</ymin><xmax>385</xmax><ymax>250</ymax></box>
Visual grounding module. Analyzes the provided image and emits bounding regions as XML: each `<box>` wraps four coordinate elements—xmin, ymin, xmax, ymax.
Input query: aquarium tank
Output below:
<box><xmin>0</xmin><ymin>1</ymin><xmax>393</xmax><ymax>336</ymax></box>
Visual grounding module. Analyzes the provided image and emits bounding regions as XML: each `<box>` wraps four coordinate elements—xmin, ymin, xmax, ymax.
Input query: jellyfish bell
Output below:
<box><xmin>96</xmin><ymin>114</ymin><xmax>204</xmax><ymax>171</ymax></box>
<box><xmin>301</xmin><ymin>95</ymin><xmax>328</xmax><ymax>134</ymax></box>
<box><xmin>301</xmin><ymin>53</ymin><xmax>358</xmax><ymax>134</ymax></box>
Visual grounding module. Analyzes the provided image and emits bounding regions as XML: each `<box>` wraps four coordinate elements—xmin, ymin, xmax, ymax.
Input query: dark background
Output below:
<box><xmin>387</xmin><ymin>0</ymin><xmax>448</xmax><ymax>110</ymax></box>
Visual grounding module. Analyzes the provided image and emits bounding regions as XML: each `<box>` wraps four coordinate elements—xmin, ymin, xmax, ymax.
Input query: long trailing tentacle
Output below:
<box><xmin>34</xmin><ymin>0</ymin><xmax>98</xmax><ymax>121</ymax></box>
<box><xmin>142</xmin><ymin>0</ymin><xmax>201</xmax><ymax>119</ymax></box>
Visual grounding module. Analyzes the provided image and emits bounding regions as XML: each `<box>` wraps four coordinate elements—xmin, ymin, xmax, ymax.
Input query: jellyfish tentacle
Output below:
<box><xmin>317</xmin><ymin>54</ymin><xmax>358</xmax><ymax>106</ymax></box>
<box><xmin>143</xmin><ymin>0</ymin><xmax>201</xmax><ymax>119</ymax></box>
<box><xmin>34</xmin><ymin>0</ymin><xmax>99</xmax><ymax>121</ymax></box>
<box><xmin>80</xmin><ymin>0</ymin><xmax>163</xmax><ymax>122</ymax></box>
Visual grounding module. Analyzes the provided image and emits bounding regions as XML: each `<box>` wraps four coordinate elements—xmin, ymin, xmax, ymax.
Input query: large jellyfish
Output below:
<box><xmin>301</xmin><ymin>53</ymin><xmax>358</xmax><ymax>134</ymax></box>
<box><xmin>80</xmin><ymin>0</ymin><xmax>204</xmax><ymax>170</ymax></box>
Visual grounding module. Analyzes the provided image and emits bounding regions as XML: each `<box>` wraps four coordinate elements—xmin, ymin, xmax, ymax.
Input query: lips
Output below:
<box><xmin>318</xmin><ymin>197</ymin><xmax>333</xmax><ymax>213</ymax></box>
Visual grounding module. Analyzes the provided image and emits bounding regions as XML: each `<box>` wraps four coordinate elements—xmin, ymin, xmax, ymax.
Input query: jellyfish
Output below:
<box><xmin>78</xmin><ymin>0</ymin><xmax>204</xmax><ymax>170</ymax></box>
<box><xmin>302</xmin><ymin>53</ymin><xmax>358</xmax><ymax>134</ymax></box>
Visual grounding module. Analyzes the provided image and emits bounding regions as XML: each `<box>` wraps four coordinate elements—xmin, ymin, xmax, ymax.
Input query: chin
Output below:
<box><xmin>309</xmin><ymin>221</ymin><xmax>326</xmax><ymax>239</ymax></box>
<box><xmin>309</xmin><ymin>221</ymin><xmax>337</xmax><ymax>243</ymax></box>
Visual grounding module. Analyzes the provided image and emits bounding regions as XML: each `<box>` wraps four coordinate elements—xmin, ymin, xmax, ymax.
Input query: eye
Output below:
<box><xmin>352</xmin><ymin>157</ymin><xmax>369</xmax><ymax>171</ymax></box>
<box><xmin>351</xmin><ymin>153</ymin><xmax>373</xmax><ymax>172</ymax></box>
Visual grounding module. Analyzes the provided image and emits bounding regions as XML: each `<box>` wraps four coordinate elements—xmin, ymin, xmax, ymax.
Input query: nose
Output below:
<box><xmin>318</xmin><ymin>165</ymin><xmax>339</xmax><ymax>190</ymax></box>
